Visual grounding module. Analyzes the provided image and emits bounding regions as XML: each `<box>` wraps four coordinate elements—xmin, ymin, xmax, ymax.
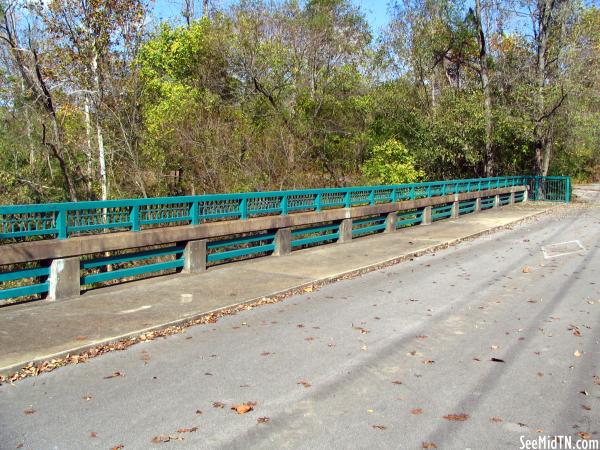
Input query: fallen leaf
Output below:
<box><xmin>297</xmin><ymin>380</ymin><xmax>311</xmax><ymax>388</ymax></box>
<box><xmin>490</xmin><ymin>417</ymin><xmax>503</xmax><ymax>423</ymax></box>
<box><xmin>491</xmin><ymin>345</ymin><xmax>500</xmax><ymax>350</ymax></box>
<box><xmin>354</xmin><ymin>327</ymin><xmax>370</xmax><ymax>334</ymax></box>
<box><xmin>111</xmin><ymin>445</ymin><xmax>124</xmax><ymax>450</ymax></box>
<box><xmin>580</xmin><ymin>390</ymin><xmax>589</xmax><ymax>396</ymax></box>
<box><xmin>257</xmin><ymin>417</ymin><xmax>270</xmax><ymax>424</ymax></box>
<box><xmin>177</xmin><ymin>427</ymin><xmax>198</xmax><ymax>433</ymax></box>
<box><xmin>75</xmin><ymin>335</ymin><xmax>87</xmax><ymax>341</ymax></box>
<box><xmin>83</xmin><ymin>394</ymin><xmax>93</xmax><ymax>401</ymax></box>
<box><xmin>260</xmin><ymin>352</ymin><xmax>271</xmax><ymax>356</ymax></box>
<box><xmin>422</xmin><ymin>443</ymin><xmax>437</xmax><ymax>449</ymax></box>
<box><xmin>422</xmin><ymin>359</ymin><xmax>435</xmax><ymax>364</ymax></box>
<box><xmin>151</xmin><ymin>435</ymin><xmax>183</xmax><ymax>443</ymax></box>
<box><xmin>104</xmin><ymin>371</ymin><xmax>124</xmax><ymax>379</ymax></box>
<box><xmin>522</xmin><ymin>266</ymin><xmax>532</xmax><ymax>273</ymax></box>
<box><xmin>195</xmin><ymin>410</ymin><xmax>202</xmax><ymax>415</ymax></box>
<box><xmin>443</xmin><ymin>414</ymin><xmax>469</xmax><ymax>421</ymax></box>
<box><xmin>407</xmin><ymin>351</ymin><xmax>417</xmax><ymax>356</ymax></box>
<box><xmin>391</xmin><ymin>380</ymin><xmax>402</xmax><ymax>385</ymax></box>
<box><xmin>231</xmin><ymin>402</ymin><xmax>255</xmax><ymax>414</ymax></box>
<box><xmin>574</xmin><ymin>350</ymin><xmax>583</xmax><ymax>357</ymax></box>
<box><xmin>23</xmin><ymin>407</ymin><xmax>35</xmax><ymax>415</ymax></box>
<box><xmin>212</xmin><ymin>402</ymin><xmax>225</xmax><ymax>408</ymax></box>
<box><xmin>372</xmin><ymin>425</ymin><xmax>387</xmax><ymax>430</ymax></box>
<box><xmin>582</xmin><ymin>405</ymin><xmax>591</xmax><ymax>411</ymax></box>
<box><xmin>593</xmin><ymin>376</ymin><xmax>600</xmax><ymax>385</ymax></box>
<box><xmin>411</xmin><ymin>408</ymin><xmax>423</xmax><ymax>415</ymax></box>
<box><xmin>491</xmin><ymin>358</ymin><xmax>505</xmax><ymax>363</ymax></box>
<box><xmin>578</xmin><ymin>432</ymin><xmax>592</xmax><ymax>440</ymax></box>
<box><xmin>416</xmin><ymin>335</ymin><xmax>428</xmax><ymax>339</ymax></box>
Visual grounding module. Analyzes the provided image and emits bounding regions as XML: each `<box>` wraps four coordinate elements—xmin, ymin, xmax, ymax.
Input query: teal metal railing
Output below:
<box><xmin>0</xmin><ymin>176</ymin><xmax>545</xmax><ymax>242</ymax></box>
<box><xmin>0</xmin><ymin>175</ymin><xmax>570</xmax><ymax>304</ymax></box>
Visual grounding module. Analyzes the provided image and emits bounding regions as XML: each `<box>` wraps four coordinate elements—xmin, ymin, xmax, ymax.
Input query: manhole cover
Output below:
<box><xmin>541</xmin><ymin>240</ymin><xmax>585</xmax><ymax>259</ymax></box>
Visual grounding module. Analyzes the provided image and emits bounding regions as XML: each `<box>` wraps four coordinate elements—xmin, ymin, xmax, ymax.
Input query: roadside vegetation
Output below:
<box><xmin>0</xmin><ymin>0</ymin><xmax>598</xmax><ymax>204</ymax></box>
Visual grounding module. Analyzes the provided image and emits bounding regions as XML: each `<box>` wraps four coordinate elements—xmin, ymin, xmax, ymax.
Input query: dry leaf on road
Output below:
<box><xmin>231</xmin><ymin>402</ymin><xmax>255</xmax><ymax>414</ymax></box>
<box><xmin>443</xmin><ymin>414</ymin><xmax>469</xmax><ymax>421</ymax></box>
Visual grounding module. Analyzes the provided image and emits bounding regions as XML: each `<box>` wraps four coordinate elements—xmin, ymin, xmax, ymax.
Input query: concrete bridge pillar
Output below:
<box><xmin>47</xmin><ymin>257</ymin><xmax>80</xmax><ymax>301</ymax></box>
<box><xmin>523</xmin><ymin>188</ymin><xmax>529</xmax><ymax>202</ymax></box>
<box><xmin>421</xmin><ymin>206</ymin><xmax>432</xmax><ymax>225</ymax></box>
<box><xmin>273</xmin><ymin>228</ymin><xmax>292</xmax><ymax>256</ymax></box>
<box><xmin>509</xmin><ymin>192</ymin><xmax>515</xmax><ymax>204</ymax></box>
<box><xmin>183</xmin><ymin>239</ymin><xmax>207</xmax><ymax>273</ymax></box>
<box><xmin>494</xmin><ymin>194</ymin><xmax>500</xmax><ymax>208</ymax></box>
<box><xmin>384</xmin><ymin>212</ymin><xmax>397</xmax><ymax>233</ymax></box>
<box><xmin>474</xmin><ymin>198</ymin><xmax>481</xmax><ymax>212</ymax></box>
<box><xmin>451</xmin><ymin>201</ymin><xmax>460</xmax><ymax>219</ymax></box>
<box><xmin>338</xmin><ymin>219</ymin><xmax>353</xmax><ymax>243</ymax></box>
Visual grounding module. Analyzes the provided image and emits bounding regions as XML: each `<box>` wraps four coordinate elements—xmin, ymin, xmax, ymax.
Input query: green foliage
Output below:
<box><xmin>362</xmin><ymin>140</ymin><xmax>424</xmax><ymax>184</ymax></box>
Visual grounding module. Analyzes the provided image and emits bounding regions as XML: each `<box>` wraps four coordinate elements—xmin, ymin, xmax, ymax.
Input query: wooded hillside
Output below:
<box><xmin>0</xmin><ymin>0</ymin><xmax>598</xmax><ymax>203</ymax></box>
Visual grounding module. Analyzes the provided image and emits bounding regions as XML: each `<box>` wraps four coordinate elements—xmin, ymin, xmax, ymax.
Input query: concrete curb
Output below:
<box><xmin>0</xmin><ymin>205</ymin><xmax>556</xmax><ymax>380</ymax></box>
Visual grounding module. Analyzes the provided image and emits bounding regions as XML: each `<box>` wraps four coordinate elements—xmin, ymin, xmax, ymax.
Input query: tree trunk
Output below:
<box><xmin>474</xmin><ymin>0</ymin><xmax>494</xmax><ymax>177</ymax></box>
<box><xmin>84</xmin><ymin>97</ymin><xmax>94</xmax><ymax>196</ymax></box>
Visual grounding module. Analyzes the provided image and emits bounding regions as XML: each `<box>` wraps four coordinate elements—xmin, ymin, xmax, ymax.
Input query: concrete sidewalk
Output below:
<box><xmin>0</xmin><ymin>202</ymin><xmax>554</xmax><ymax>376</ymax></box>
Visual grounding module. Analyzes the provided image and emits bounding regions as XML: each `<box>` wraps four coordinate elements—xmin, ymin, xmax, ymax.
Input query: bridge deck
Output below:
<box><xmin>0</xmin><ymin>202</ymin><xmax>553</xmax><ymax>376</ymax></box>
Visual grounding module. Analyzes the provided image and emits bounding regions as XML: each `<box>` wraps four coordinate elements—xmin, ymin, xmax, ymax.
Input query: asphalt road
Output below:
<box><xmin>1</xmin><ymin>204</ymin><xmax>599</xmax><ymax>450</ymax></box>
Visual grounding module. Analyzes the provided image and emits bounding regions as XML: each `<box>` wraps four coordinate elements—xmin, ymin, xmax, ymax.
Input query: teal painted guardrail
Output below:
<box><xmin>0</xmin><ymin>175</ymin><xmax>570</xmax><ymax>304</ymax></box>
<box><xmin>0</xmin><ymin>176</ymin><xmax>555</xmax><ymax>242</ymax></box>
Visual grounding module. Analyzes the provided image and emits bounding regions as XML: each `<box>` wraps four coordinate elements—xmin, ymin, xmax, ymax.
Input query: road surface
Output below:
<box><xmin>1</xmin><ymin>204</ymin><xmax>599</xmax><ymax>449</ymax></box>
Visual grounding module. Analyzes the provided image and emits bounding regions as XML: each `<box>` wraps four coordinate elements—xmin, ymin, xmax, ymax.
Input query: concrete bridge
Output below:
<box><xmin>2</xmin><ymin>176</ymin><xmax>598</xmax><ymax>450</ymax></box>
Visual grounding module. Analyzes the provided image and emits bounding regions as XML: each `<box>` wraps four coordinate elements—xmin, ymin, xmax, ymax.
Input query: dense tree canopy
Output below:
<box><xmin>0</xmin><ymin>0</ymin><xmax>598</xmax><ymax>203</ymax></box>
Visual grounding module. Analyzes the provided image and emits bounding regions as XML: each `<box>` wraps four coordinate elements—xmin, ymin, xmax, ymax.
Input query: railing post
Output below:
<box><xmin>344</xmin><ymin>191</ymin><xmax>351</xmax><ymax>208</ymax></box>
<box><xmin>281</xmin><ymin>195</ymin><xmax>288</xmax><ymax>215</ymax></box>
<box><xmin>385</xmin><ymin>212</ymin><xmax>397</xmax><ymax>233</ymax></box>
<box><xmin>391</xmin><ymin>188</ymin><xmax>397</xmax><ymax>203</ymax></box>
<box><xmin>494</xmin><ymin>194</ymin><xmax>500</xmax><ymax>208</ymax></box>
<box><xmin>190</xmin><ymin>202</ymin><xmax>199</xmax><ymax>225</ymax></box>
<box><xmin>315</xmin><ymin>193</ymin><xmax>322</xmax><ymax>212</ymax></box>
<box><xmin>509</xmin><ymin>192</ymin><xmax>515</xmax><ymax>205</ymax></box>
<box><xmin>565</xmin><ymin>177</ymin><xmax>571</xmax><ymax>203</ymax></box>
<box><xmin>451</xmin><ymin>201</ymin><xmax>459</xmax><ymax>218</ymax></box>
<box><xmin>421</xmin><ymin>206</ymin><xmax>432</xmax><ymax>225</ymax></box>
<box><xmin>56</xmin><ymin>209</ymin><xmax>67</xmax><ymax>240</ymax></box>
<box><xmin>338</xmin><ymin>219</ymin><xmax>352</xmax><ymax>243</ymax></box>
<box><xmin>474</xmin><ymin>197</ymin><xmax>481</xmax><ymax>212</ymax></box>
<box><xmin>183</xmin><ymin>240</ymin><xmax>207</xmax><ymax>273</ymax></box>
<box><xmin>273</xmin><ymin>228</ymin><xmax>292</xmax><ymax>256</ymax></box>
<box><xmin>369</xmin><ymin>190</ymin><xmax>375</xmax><ymax>205</ymax></box>
<box><xmin>240</xmin><ymin>197</ymin><xmax>248</xmax><ymax>220</ymax></box>
<box><xmin>47</xmin><ymin>257</ymin><xmax>80</xmax><ymax>301</ymax></box>
<box><xmin>130</xmin><ymin>205</ymin><xmax>140</xmax><ymax>231</ymax></box>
